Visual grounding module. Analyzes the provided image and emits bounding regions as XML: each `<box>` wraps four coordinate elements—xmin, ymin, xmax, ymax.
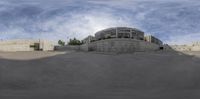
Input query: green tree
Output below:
<box><xmin>68</xmin><ymin>38</ymin><xmax>83</xmax><ymax>45</ymax></box>
<box><xmin>58</xmin><ymin>40</ymin><xmax>65</xmax><ymax>46</ymax></box>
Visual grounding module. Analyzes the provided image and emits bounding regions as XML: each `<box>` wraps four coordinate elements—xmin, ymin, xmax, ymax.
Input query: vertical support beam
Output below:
<box><xmin>88</xmin><ymin>36</ymin><xmax>91</xmax><ymax>43</ymax></box>
<box><xmin>150</xmin><ymin>36</ymin><xmax>152</xmax><ymax>43</ymax></box>
<box><xmin>116</xmin><ymin>28</ymin><xmax>118</xmax><ymax>38</ymax></box>
<box><xmin>130</xmin><ymin>29</ymin><xmax>133</xmax><ymax>39</ymax></box>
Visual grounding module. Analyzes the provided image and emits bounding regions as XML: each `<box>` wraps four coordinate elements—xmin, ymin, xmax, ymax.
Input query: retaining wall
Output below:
<box><xmin>80</xmin><ymin>38</ymin><xmax>160</xmax><ymax>53</ymax></box>
<box><xmin>55</xmin><ymin>45</ymin><xmax>80</xmax><ymax>51</ymax></box>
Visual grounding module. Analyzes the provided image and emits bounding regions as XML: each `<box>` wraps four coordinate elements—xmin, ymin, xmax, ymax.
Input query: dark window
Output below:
<box><xmin>118</xmin><ymin>33</ymin><xmax>130</xmax><ymax>38</ymax></box>
<box><xmin>30</xmin><ymin>43</ymin><xmax>40</xmax><ymax>51</ymax></box>
<box><xmin>119</xmin><ymin>29</ymin><xmax>131</xmax><ymax>32</ymax></box>
<box><xmin>160</xmin><ymin>47</ymin><xmax>164</xmax><ymax>50</ymax></box>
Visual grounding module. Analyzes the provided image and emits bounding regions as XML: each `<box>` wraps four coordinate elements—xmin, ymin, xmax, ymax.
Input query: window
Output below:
<box><xmin>118</xmin><ymin>33</ymin><xmax>130</xmax><ymax>38</ymax></box>
<box><xmin>119</xmin><ymin>29</ymin><xmax>131</xmax><ymax>32</ymax></box>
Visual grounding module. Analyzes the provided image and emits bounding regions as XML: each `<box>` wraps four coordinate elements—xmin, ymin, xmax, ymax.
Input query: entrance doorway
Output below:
<box><xmin>30</xmin><ymin>43</ymin><xmax>40</xmax><ymax>51</ymax></box>
<box><xmin>159</xmin><ymin>47</ymin><xmax>164</xmax><ymax>50</ymax></box>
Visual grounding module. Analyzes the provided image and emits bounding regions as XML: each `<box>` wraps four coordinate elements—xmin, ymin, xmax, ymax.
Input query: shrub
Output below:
<box><xmin>68</xmin><ymin>38</ymin><xmax>83</xmax><ymax>45</ymax></box>
<box><xmin>58</xmin><ymin>40</ymin><xmax>65</xmax><ymax>46</ymax></box>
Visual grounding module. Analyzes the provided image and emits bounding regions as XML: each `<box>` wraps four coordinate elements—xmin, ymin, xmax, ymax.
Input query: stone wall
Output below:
<box><xmin>80</xmin><ymin>43</ymin><xmax>89</xmax><ymax>51</ymax></box>
<box><xmin>55</xmin><ymin>45</ymin><xmax>80</xmax><ymax>51</ymax></box>
<box><xmin>80</xmin><ymin>38</ymin><xmax>160</xmax><ymax>53</ymax></box>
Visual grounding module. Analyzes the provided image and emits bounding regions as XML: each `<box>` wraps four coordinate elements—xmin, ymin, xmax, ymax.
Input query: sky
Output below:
<box><xmin>0</xmin><ymin>0</ymin><xmax>200</xmax><ymax>44</ymax></box>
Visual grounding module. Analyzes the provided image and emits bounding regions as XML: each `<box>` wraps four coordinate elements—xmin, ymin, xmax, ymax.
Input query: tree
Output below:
<box><xmin>68</xmin><ymin>38</ymin><xmax>83</xmax><ymax>45</ymax></box>
<box><xmin>58</xmin><ymin>40</ymin><xmax>65</xmax><ymax>46</ymax></box>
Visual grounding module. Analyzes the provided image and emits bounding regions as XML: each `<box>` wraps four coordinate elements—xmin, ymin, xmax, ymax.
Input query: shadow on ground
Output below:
<box><xmin>0</xmin><ymin>50</ymin><xmax>200</xmax><ymax>99</ymax></box>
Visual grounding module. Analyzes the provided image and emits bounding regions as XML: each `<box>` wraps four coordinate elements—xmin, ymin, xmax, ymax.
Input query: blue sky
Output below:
<box><xmin>0</xmin><ymin>0</ymin><xmax>199</xmax><ymax>44</ymax></box>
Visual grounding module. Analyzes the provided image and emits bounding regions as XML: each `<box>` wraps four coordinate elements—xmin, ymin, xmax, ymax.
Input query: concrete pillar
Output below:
<box><xmin>116</xmin><ymin>28</ymin><xmax>118</xmax><ymax>38</ymax></box>
<box><xmin>130</xmin><ymin>30</ymin><xmax>133</xmax><ymax>38</ymax></box>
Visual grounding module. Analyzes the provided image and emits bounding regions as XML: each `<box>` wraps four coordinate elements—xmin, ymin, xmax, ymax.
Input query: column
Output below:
<box><xmin>116</xmin><ymin>28</ymin><xmax>118</xmax><ymax>38</ymax></box>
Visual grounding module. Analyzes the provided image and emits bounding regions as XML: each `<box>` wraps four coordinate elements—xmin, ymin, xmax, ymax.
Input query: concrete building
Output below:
<box><xmin>0</xmin><ymin>39</ymin><xmax>54</xmax><ymax>52</ymax></box>
<box><xmin>82</xmin><ymin>35</ymin><xmax>96</xmax><ymax>44</ymax></box>
<box><xmin>78</xmin><ymin>27</ymin><xmax>163</xmax><ymax>53</ymax></box>
<box><xmin>56</xmin><ymin>27</ymin><xmax>164</xmax><ymax>53</ymax></box>
<box><xmin>191</xmin><ymin>42</ymin><xmax>200</xmax><ymax>51</ymax></box>
<box><xmin>144</xmin><ymin>35</ymin><xmax>163</xmax><ymax>45</ymax></box>
<box><xmin>95</xmin><ymin>27</ymin><xmax>144</xmax><ymax>40</ymax></box>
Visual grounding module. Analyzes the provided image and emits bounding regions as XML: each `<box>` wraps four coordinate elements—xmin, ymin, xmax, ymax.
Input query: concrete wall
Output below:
<box><xmin>0</xmin><ymin>44</ymin><xmax>33</xmax><ymax>52</ymax></box>
<box><xmin>0</xmin><ymin>39</ymin><xmax>54</xmax><ymax>52</ymax></box>
<box><xmin>138</xmin><ymin>40</ymin><xmax>160</xmax><ymax>51</ymax></box>
<box><xmin>80</xmin><ymin>43</ymin><xmax>89</xmax><ymax>51</ymax></box>
<box><xmin>163</xmin><ymin>44</ymin><xmax>173</xmax><ymax>51</ymax></box>
<box><xmin>55</xmin><ymin>45</ymin><xmax>80</xmax><ymax>51</ymax></box>
<box><xmin>80</xmin><ymin>38</ymin><xmax>160</xmax><ymax>53</ymax></box>
<box><xmin>40</xmin><ymin>40</ymin><xmax>55</xmax><ymax>51</ymax></box>
<box><xmin>55</xmin><ymin>39</ymin><xmax>161</xmax><ymax>53</ymax></box>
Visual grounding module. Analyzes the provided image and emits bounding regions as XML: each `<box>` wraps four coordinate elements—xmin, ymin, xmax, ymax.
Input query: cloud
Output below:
<box><xmin>166</xmin><ymin>33</ymin><xmax>200</xmax><ymax>45</ymax></box>
<box><xmin>0</xmin><ymin>0</ymin><xmax>134</xmax><ymax>42</ymax></box>
<box><xmin>36</xmin><ymin>7</ymin><xmax>134</xmax><ymax>42</ymax></box>
<box><xmin>0</xmin><ymin>0</ymin><xmax>199</xmax><ymax>44</ymax></box>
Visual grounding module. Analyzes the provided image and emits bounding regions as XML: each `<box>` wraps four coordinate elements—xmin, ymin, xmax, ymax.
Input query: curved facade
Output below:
<box><xmin>95</xmin><ymin>27</ymin><xmax>144</xmax><ymax>40</ymax></box>
<box><xmin>144</xmin><ymin>35</ymin><xmax>163</xmax><ymax>45</ymax></box>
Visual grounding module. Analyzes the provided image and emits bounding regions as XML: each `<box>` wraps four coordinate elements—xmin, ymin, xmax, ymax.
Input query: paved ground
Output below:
<box><xmin>0</xmin><ymin>51</ymin><xmax>200</xmax><ymax>99</ymax></box>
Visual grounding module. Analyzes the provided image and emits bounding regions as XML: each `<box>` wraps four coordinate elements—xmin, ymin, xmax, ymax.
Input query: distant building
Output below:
<box><xmin>95</xmin><ymin>27</ymin><xmax>144</xmax><ymax>40</ymax></box>
<box><xmin>170</xmin><ymin>45</ymin><xmax>191</xmax><ymax>51</ymax></box>
<box><xmin>170</xmin><ymin>42</ymin><xmax>200</xmax><ymax>51</ymax></box>
<box><xmin>192</xmin><ymin>42</ymin><xmax>200</xmax><ymax>46</ymax></box>
<box><xmin>0</xmin><ymin>39</ymin><xmax>54</xmax><ymax>52</ymax></box>
<box><xmin>78</xmin><ymin>27</ymin><xmax>164</xmax><ymax>53</ymax></box>
<box><xmin>82</xmin><ymin>35</ymin><xmax>96</xmax><ymax>44</ymax></box>
<box><xmin>191</xmin><ymin>42</ymin><xmax>200</xmax><ymax>51</ymax></box>
<box><xmin>144</xmin><ymin>35</ymin><xmax>163</xmax><ymax>45</ymax></box>
<box><xmin>57</xmin><ymin>27</ymin><xmax>164</xmax><ymax>53</ymax></box>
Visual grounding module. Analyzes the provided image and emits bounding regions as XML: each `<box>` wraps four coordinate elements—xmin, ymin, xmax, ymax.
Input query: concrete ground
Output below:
<box><xmin>0</xmin><ymin>51</ymin><xmax>200</xmax><ymax>99</ymax></box>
